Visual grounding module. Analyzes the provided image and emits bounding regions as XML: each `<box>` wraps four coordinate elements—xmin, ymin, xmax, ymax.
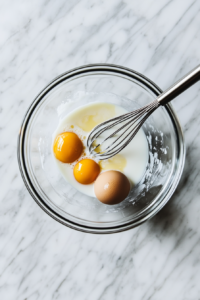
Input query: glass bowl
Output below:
<box><xmin>18</xmin><ymin>64</ymin><xmax>185</xmax><ymax>234</ymax></box>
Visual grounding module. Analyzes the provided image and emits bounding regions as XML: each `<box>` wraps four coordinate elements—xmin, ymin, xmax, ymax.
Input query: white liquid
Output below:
<box><xmin>53</xmin><ymin>102</ymin><xmax>149</xmax><ymax>197</ymax></box>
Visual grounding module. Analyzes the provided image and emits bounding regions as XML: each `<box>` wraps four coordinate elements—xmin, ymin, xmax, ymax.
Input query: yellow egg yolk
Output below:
<box><xmin>73</xmin><ymin>159</ymin><xmax>100</xmax><ymax>184</ymax></box>
<box><xmin>53</xmin><ymin>132</ymin><xmax>83</xmax><ymax>163</ymax></box>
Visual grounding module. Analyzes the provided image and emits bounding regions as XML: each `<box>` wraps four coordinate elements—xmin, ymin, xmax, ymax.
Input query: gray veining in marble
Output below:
<box><xmin>0</xmin><ymin>0</ymin><xmax>200</xmax><ymax>299</ymax></box>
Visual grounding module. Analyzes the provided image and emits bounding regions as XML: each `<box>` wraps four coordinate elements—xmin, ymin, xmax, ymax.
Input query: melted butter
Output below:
<box><xmin>100</xmin><ymin>154</ymin><xmax>127</xmax><ymax>172</ymax></box>
<box><xmin>65</xmin><ymin>102</ymin><xmax>126</xmax><ymax>172</ymax></box>
<box><xmin>67</xmin><ymin>103</ymin><xmax>115</xmax><ymax>132</ymax></box>
<box><xmin>92</xmin><ymin>140</ymin><xmax>101</xmax><ymax>154</ymax></box>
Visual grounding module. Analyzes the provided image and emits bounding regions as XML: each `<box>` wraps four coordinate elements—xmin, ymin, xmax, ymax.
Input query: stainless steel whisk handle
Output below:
<box><xmin>157</xmin><ymin>64</ymin><xmax>200</xmax><ymax>106</ymax></box>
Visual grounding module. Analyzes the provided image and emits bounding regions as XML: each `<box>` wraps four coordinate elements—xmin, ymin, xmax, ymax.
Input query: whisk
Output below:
<box><xmin>87</xmin><ymin>65</ymin><xmax>200</xmax><ymax>160</ymax></box>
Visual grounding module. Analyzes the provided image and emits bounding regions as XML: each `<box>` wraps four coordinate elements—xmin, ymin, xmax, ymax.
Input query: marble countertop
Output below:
<box><xmin>1</xmin><ymin>0</ymin><xmax>200</xmax><ymax>299</ymax></box>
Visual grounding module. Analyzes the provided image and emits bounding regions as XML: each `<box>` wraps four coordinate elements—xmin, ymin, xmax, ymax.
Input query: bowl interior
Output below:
<box><xmin>20</xmin><ymin>66</ymin><xmax>184</xmax><ymax>232</ymax></box>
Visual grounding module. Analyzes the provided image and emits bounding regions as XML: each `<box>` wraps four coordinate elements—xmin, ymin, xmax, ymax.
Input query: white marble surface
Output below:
<box><xmin>1</xmin><ymin>0</ymin><xmax>200</xmax><ymax>299</ymax></box>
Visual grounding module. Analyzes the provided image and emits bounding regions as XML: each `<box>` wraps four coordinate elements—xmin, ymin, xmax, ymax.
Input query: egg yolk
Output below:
<box><xmin>73</xmin><ymin>159</ymin><xmax>100</xmax><ymax>184</ymax></box>
<box><xmin>53</xmin><ymin>132</ymin><xmax>83</xmax><ymax>163</ymax></box>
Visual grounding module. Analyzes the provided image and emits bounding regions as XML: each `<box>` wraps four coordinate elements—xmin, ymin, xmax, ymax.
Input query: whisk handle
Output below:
<box><xmin>157</xmin><ymin>65</ymin><xmax>200</xmax><ymax>105</ymax></box>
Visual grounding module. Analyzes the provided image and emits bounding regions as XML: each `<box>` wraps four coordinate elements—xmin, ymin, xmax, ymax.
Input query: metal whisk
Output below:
<box><xmin>87</xmin><ymin>65</ymin><xmax>200</xmax><ymax>160</ymax></box>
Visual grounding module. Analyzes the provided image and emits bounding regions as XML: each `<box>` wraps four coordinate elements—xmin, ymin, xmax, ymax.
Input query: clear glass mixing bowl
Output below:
<box><xmin>18</xmin><ymin>64</ymin><xmax>185</xmax><ymax>233</ymax></box>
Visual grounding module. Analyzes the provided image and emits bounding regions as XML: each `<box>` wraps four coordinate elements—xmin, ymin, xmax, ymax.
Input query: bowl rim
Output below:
<box><xmin>17</xmin><ymin>63</ymin><xmax>185</xmax><ymax>234</ymax></box>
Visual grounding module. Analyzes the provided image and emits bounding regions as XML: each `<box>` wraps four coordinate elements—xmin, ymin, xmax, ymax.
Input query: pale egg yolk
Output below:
<box><xmin>53</xmin><ymin>132</ymin><xmax>83</xmax><ymax>163</ymax></box>
<box><xmin>73</xmin><ymin>159</ymin><xmax>100</xmax><ymax>184</ymax></box>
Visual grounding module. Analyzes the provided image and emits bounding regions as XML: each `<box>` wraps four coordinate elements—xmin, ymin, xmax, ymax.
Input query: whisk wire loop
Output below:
<box><xmin>87</xmin><ymin>100</ymin><xmax>159</xmax><ymax>160</ymax></box>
